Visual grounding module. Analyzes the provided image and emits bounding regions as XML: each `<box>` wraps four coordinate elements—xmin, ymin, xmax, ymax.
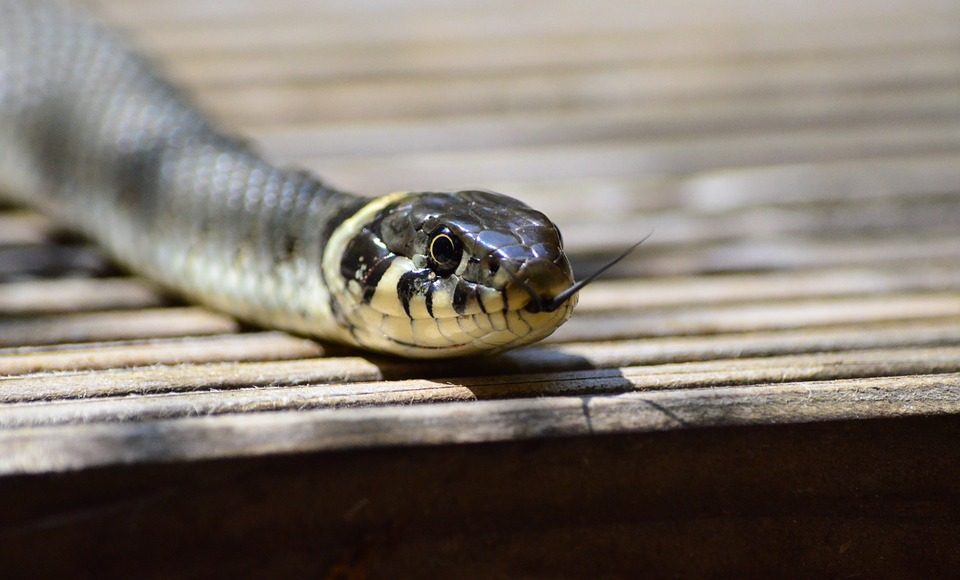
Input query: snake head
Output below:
<box><xmin>325</xmin><ymin>190</ymin><xmax>577</xmax><ymax>357</ymax></box>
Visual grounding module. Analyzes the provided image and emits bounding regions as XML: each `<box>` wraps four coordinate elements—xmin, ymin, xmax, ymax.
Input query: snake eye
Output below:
<box><xmin>428</xmin><ymin>227</ymin><xmax>463</xmax><ymax>276</ymax></box>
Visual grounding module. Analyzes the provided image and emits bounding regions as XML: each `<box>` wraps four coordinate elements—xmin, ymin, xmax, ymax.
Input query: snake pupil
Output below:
<box><xmin>428</xmin><ymin>227</ymin><xmax>463</xmax><ymax>276</ymax></box>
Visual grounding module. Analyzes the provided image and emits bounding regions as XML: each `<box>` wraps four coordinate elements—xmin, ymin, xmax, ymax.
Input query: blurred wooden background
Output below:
<box><xmin>2</xmin><ymin>0</ymin><xmax>960</xmax><ymax>576</ymax></box>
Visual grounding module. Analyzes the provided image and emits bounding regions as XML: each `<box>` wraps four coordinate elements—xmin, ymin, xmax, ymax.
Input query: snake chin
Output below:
<box><xmin>362</xmin><ymin>296</ymin><xmax>576</xmax><ymax>359</ymax></box>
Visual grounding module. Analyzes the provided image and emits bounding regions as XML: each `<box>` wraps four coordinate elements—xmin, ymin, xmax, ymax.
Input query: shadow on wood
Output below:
<box><xmin>1</xmin><ymin>415</ymin><xmax>958</xmax><ymax>578</ymax></box>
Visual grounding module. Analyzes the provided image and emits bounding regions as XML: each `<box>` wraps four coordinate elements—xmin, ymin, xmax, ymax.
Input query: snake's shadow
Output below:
<box><xmin>361</xmin><ymin>346</ymin><xmax>624</xmax><ymax>402</ymax></box>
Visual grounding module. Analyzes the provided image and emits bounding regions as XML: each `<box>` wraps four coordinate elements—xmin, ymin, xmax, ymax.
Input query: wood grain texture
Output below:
<box><xmin>3</xmin><ymin>0</ymin><xmax>960</xmax><ymax>575</ymax></box>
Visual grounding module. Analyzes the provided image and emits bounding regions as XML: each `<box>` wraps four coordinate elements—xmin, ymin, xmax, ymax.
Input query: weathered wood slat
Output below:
<box><xmin>5</xmin><ymin>315</ymin><xmax>960</xmax><ymax>385</ymax></box>
<box><xmin>680</xmin><ymin>155</ymin><xmax>960</xmax><ymax>209</ymax></box>
<box><xmin>4</xmin><ymin>348</ymin><xmax>960</xmax><ymax>427</ymax></box>
<box><xmin>577</xmin><ymin>266</ymin><xmax>960</xmax><ymax>311</ymax></box>
<box><xmin>551</xmin><ymin>293</ymin><xmax>960</xmax><ymax>342</ymax></box>
<box><xmin>198</xmin><ymin>52</ymin><xmax>960</xmax><ymax>125</ymax></box>
<box><xmin>105</xmin><ymin>3</ymin><xmax>952</xmax><ymax>50</ymax></box>
<box><xmin>0</xmin><ymin>278</ymin><xmax>165</xmax><ymax>315</ymax></box>
<box><xmin>302</xmin><ymin>121</ymin><xmax>960</xmax><ymax>194</ymax></box>
<box><xmin>536</xmin><ymin>318</ymin><xmax>960</xmax><ymax>368</ymax></box>
<box><xmin>97</xmin><ymin>0</ymin><xmax>941</xmax><ymax>26</ymax></box>
<box><xmin>0</xmin><ymin>213</ymin><xmax>54</xmax><ymax>245</ymax></box>
<box><xmin>563</xmin><ymin>199</ymin><xmax>960</xmax><ymax>254</ymax></box>
<box><xmin>3</xmin><ymin>371</ymin><xmax>958</xmax><ymax>474</ymax></box>
<box><xmin>488</xmin><ymin>154</ymin><xmax>960</xmax><ymax>216</ymax></box>
<box><xmin>253</xmin><ymin>89</ymin><xmax>960</xmax><ymax>159</ymax></box>
<box><xmin>160</xmin><ymin>25</ymin><xmax>960</xmax><ymax>88</ymax></box>
<box><xmin>605</xmin><ymin>235</ymin><xmax>960</xmax><ymax>276</ymax></box>
<box><xmin>0</xmin><ymin>332</ymin><xmax>324</xmax><ymax>376</ymax></box>
<box><xmin>0</xmin><ymin>308</ymin><xmax>239</xmax><ymax>347</ymax></box>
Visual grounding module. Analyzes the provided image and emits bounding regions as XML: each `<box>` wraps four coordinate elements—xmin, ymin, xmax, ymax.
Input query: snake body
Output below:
<box><xmin>0</xmin><ymin>0</ymin><xmax>577</xmax><ymax>357</ymax></box>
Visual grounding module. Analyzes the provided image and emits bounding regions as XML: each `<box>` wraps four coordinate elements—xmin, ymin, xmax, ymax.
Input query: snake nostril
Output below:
<box><xmin>488</xmin><ymin>257</ymin><xmax>500</xmax><ymax>275</ymax></box>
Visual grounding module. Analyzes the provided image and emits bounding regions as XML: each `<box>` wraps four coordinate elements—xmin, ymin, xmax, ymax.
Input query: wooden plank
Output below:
<box><xmin>4</xmin><ymin>315</ymin><xmax>960</xmax><ymax>383</ymax></box>
<box><xmin>300</xmin><ymin>121</ymin><xmax>960</xmax><ymax>194</ymax></box>
<box><xmin>0</xmin><ymin>278</ymin><xmax>166</xmax><ymax>315</ymax></box>
<box><xmin>195</xmin><ymin>51</ymin><xmax>960</xmax><ymax>125</ymax></box>
<box><xmin>481</xmin><ymin>154</ymin><xmax>960</xmax><ymax>217</ymax></box>
<box><xmin>4</xmin><ymin>347</ymin><xmax>960</xmax><ymax>427</ymax></box>
<box><xmin>576</xmin><ymin>266</ymin><xmax>960</xmax><ymax>311</ymax></box>
<box><xmin>594</xmin><ymin>235</ymin><xmax>960</xmax><ymax>276</ymax></box>
<box><xmin>680</xmin><ymin>154</ymin><xmax>960</xmax><ymax>209</ymax></box>
<box><xmin>0</xmin><ymin>308</ymin><xmax>240</xmax><ymax>347</ymax></box>
<box><xmin>550</xmin><ymin>293</ymin><xmax>960</xmax><ymax>343</ymax></box>
<box><xmin>252</xmin><ymin>89</ymin><xmax>960</xmax><ymax>159</ymax></box>
<box><xmin>0</xmin><ymin>332</ymin><xmax>324</xmax><ymax>376</ymax></box>
<box><xmin>534</xmin><ymin>318</ymin><xmax>960</xmax><ymax>368</ymax></box>
<box><xmin>0</xmin><ymin>213</ymin><xmax>54</xmax><ymax>245</ymax></box>
<box><xmin>104</xmin><ymin>3</ymin><xmax>955</xmax><ymax>50</ymax></box>
<box><xmin>562</xmin><ymin>197</ymin><xmax>960</xmax><ymax>253</ymax></box>
<box><xmin>159</xmin><ymin>23</ymin><xmax>960</xmax><ymax>88</ymax></box>
<box><xmin>2</xmin><ymin>371</ymin><xmax>959</xmax><ymax>474</ymax></box>
<box><xmin>97</xmin><ymin>0</ymin><xmax>945</xmax><ymax>27</ymax></box>
<box><xmin>0</xmin><ymin>356</ymin><xmax>383</xmax><ymax>404</ymax></box>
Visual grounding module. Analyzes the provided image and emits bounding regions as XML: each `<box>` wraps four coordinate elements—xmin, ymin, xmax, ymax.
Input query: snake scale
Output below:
<box><xmin>0</xmin><ymin>0</ymin><xmax>595</xmax><ymax>358</ymax></box>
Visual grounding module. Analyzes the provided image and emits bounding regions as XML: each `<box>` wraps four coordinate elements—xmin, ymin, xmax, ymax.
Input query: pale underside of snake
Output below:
<box><xmin>0</xmin><ymin>0</ymin><xmax>632</xmax><ymax>358</ymax></box>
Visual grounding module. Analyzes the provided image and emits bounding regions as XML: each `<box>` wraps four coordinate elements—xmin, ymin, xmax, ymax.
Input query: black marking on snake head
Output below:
<box><xmin>453</xmin><ymin>279</ymin><xmax>472</xmax><ymax>315</ymax></box>
<box><xmin>361</xmin><ymin>256</ymin><xmax>395</xmax><ymax>303</ymax></box>
<box><xmin>397</xmin><ymin>269</ymin><xmax>432</xmax><ymax>318</ymax></box>
<box><xmin>318</xmin><ymin>190</ymin><xmax>375</xmax><ymax>321</ymax></box>
<box><xmin>476</xmin><ymin>291</ymin><xmax>489</xmax><ymax>314</ymax></box>
<box><xmin>341</xmin><ymin>231</ymin><xmax>395</xmax><ymax>304</ymax></box>
<box><xmin>425</xmin><ymin>282</ymin><xmax>436</xmax><ymax>318</ymax></box>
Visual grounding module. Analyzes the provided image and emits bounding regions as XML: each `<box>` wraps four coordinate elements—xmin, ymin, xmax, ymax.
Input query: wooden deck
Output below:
<box><xmin>3</xmin><ymin>0</ymin><xmax>960</xmax><ymax>576</ymax></box>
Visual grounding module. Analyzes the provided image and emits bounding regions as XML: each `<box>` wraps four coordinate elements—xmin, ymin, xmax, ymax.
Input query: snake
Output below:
<box><xmin>0</xmin><ymin>0</ymin><xmax>626</xmax><ymax>358</ymax></box>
